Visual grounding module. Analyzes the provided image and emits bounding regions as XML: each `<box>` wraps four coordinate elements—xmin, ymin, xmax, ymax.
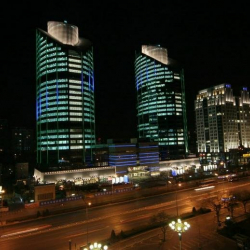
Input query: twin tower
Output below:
<box><xmin>36</xmin><ymin>21</ymin><xmax>188</xmax><ymax>168</ymax></box>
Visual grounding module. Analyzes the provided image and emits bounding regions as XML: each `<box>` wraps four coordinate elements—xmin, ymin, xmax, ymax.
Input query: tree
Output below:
<box><xmin>206</xmin><ymin>196</ymin><xmax>223</xmax><ymax>226</ymax></box>
<box><xmin>227</xmin><ymin>197</ymin><xmax>239</xmax><ymax>218</ymax></box>
<box><xmin>119</xmin><ymin>230</ymin><xmax>125</xmax><ymax>239</ymax></box>
<box><xmin>110</xmin><ymin>229</ymin><xmax>117</xmax><ymax>243</ymax></box>
<box><xmin>150</xmin><ymin>211</ymin><xmax>169</xmax><ymax>242</ymax></box>
<box><xmin>234</xmin><ymin>190</ymin><xmax>250</xmax><ymax>213</ymax></box>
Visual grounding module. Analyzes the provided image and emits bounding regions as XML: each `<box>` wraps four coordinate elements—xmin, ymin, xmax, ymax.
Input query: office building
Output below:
<box><xmin>11</xmin><ymin>127</ymin><xmax>34</xmax><ymax>162</ymax></box>
<box><xmin>36</xmin><ymin>21</ymin><xmax>95</xmax><ymax>168</ymax></box>
<box><xmin>107</xmin><ymin>139</ymin><xmax>138</xmax><ymax>175</ymax></box>
<box><xmin>195</xmin><ymin>84</ymin><xmax>250</xmax><ymax>167</ymax></box>
<box><xmin>237</xmin><ymin>87</ymin><xmax>250</xmax><ymax>148</ymax></box>
<box><xmin>135</xmin><ymin>45</ymin><xmax>188</xmax><ymax>161</ymax></box>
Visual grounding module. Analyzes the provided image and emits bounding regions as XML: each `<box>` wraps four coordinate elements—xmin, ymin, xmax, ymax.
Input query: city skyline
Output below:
<box><xmin>1</xmin><ymin>2</ymin><xmax>249</xmax><ymax>142</ymax></box>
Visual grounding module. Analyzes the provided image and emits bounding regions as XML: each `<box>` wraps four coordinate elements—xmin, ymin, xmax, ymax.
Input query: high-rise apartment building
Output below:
<box><xmin>195</xmin><ymin>84</ymin><xmax>250</xmax><ymax>165</ymax></box>
<box><xmin>135</xmin><ymin>45</ymin><xmax>188</xmax><ymax>160</ymax></box>
<box><xmin>36</xmin><ymin>21</ymin><xmax>95</xmax><ymax>168</ymax></box>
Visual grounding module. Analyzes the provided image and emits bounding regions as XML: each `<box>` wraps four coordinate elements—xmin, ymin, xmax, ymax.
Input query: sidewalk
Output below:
<box><xmin>108</xmin><ymin>212</ymin><xmax>239</xmax><ymax>250</ymax></box>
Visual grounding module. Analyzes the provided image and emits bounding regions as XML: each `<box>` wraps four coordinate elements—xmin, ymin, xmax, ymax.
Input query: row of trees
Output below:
<box><xmin>207</xmin><ymin>189</ymin><xmax>250</xmax><ymax>225</ymax></box>
<box><xmin>146</xmin><ymin>189</ymin><xmax>250</xmax><ymax>243</ymax></box>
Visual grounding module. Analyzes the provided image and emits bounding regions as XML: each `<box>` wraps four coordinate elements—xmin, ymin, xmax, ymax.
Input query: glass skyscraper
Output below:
<box><xmin>135</xmin><ymin>45</ymin><xmax>188</xmax><ymax>160</ymax></box>
<box><xmin>36</xmin><ymin>21</ymin><xmax>95</xmax><ymax>168</ymax></box>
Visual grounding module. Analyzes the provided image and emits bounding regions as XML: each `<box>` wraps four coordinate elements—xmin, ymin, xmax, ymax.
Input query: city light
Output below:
<box><xmin>0</xmin><ymin>188</ymin><xmax>5</xmax><ymax>207</ymax></box>
<box><xmin>83</xmin><ymin>242</ymin><xmax>108</xmax><ymax>250</ymax></box>
<box><xmin>86</xmin><ymin>201</ymin><xmax>91</xmax><ymax>245</ymax></box>
<box><xmin>169</xmin><ymin>219</ymin><xmax>190</xmax><ymax>250</ymax></box>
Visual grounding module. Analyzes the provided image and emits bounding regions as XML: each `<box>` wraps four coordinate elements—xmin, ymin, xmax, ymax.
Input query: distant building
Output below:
<box><xmin>34</xmin><ymin>166</ymin><xmax>116</xmax><ymax>185</ymax></box>
<box><xmin>15</xmin><ymin>163</ymin><xmax>29</xmax><ymax>179</ymax></box>
<box><xmin>236</xmin><ymin>87</ymin><xmax>250</xmax><ymax>148</ymax></box>
<box><xmin>195</xmin><ymin>84</ymin><xmax>250</xmax><ymax>167</ymax></box>
<box><xmin>34</xmin><ymin>183</ymin><xmax>55</xmax><ymax>202</ymax></box>
<box><xmin>107</xmin><ymin>138</ymin><xmax>138</xmax><ymax>175</ymax></box>
<box><xmin>135</xmin><ymin>45</ymin><xmax>189</xmax><ymax>161</ymax></box>
<box><xmin>107</xmin><ymin>138</ymin><xmax>159</xmax><ymax>175</ymax></box>
<box><xmin>36</xmin><ymin>21</ymin><xmax>95</xmax><ymax>168</ymax></box>
<box><xmin>0</xmin><ymin>119</ymin><xmax>10</xmax><ymax>163</ymax></box>
<box><xmin>11</xmin><ymin>127</ymin><xmax>34</xmax><ymax>162</ymax></box>
<box><xmin>228</xmin><ymin>147</ymin><xmax>250</xmax><ymax>167</ymax></box>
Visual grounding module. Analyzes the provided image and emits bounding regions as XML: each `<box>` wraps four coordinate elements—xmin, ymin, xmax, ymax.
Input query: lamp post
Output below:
<box><xmin>169</xmin><ymin>219</ymin><xmax>190</xmax><ymax>250</ymax></box>
<box><xmin>0</xmin><ymin>189</ymin><xmax>5</xmax><ymax>207</ymax></box>
<box><xmin>86</xmin><ymin>202</ymin><xmax>91</xmax><ymax>246</ymax></box>
<box><xmin>83</xmin><ymin>242</ymin><xmax>108</xmax><ymax>250</ymax></box>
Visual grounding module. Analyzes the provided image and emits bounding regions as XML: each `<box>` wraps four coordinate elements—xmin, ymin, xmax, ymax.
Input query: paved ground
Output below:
<box><xmin>109</xmin><ymin>212</ymin><xmax>240</xmax><ymax>250</ymax></box>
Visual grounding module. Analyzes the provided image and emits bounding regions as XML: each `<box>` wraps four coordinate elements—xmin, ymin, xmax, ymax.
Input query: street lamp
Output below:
<box><xmin>83</xmin><ymin>242</ymin><xmax>108</xmax><ymax>250</ymax></box>
<box><xmin>86</xmin><ymin>202</ymin><xmax>91</xmax><ymax>246</ymax></box>
<box><xmin>169</xmin><ymin>218</ymin><xmax>190</xmax><ymax>250</ymax></box>
<box><xmin>0</xmin><ymin>189</ymin><xmax>5</xmax><ymax>207</ymax></box>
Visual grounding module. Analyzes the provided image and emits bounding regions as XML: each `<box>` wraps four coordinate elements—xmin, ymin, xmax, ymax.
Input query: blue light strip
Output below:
<box><xmin>110</xmin><ymin>162</ymin><xmax>137</xmax><ymax>167</ymax></box>
<box><xmin>139</xmin><ymin>158</ymin><xmax>159</xmax><ymax>161</ymax></box>
<box><xmin>36</xmin><ymin>99</ymin><xmax>39</xmax><ymax>120</ymax></box>
<box><xmin>140</xmin><ymin>157</ymin><xmax>159</xmax><ymax>160</ymax></box>
<box><xmin>81</xmin><ymin>72</ymin><xmax>84</xmax><ymax>93</ymax></box>
<box><xmin>139</xmin><ymin>152</ymin><xmax>159</xmax><ymax>155</ymax></box>
<box><xmin>39</xmin><ymin>93</ymin><xmax>42</xmax><ymax>116</ymax></box>
<box><xmin>109</xmin><ymin>155</ymin><xmax>137</xmax><ymax>158</ymax></box>
<box><xmin>46</xmin><ymin>88</ymin><xmax>48</xmax><ymax>109</ymax></box>
<box><xmin>109</xmin><ymin>160</ymin><xmax>137</xmax><ymax>164</ymax></box>
<box><xmin>140</xmin><ymin>156</ymin><xmax>159</xmax><ymax>159</ymax></box>
<box><xmin>89</xmin><ymin>69</ymin><xmax>91</xmax><ymax>91</ymax></box>
<box><xmin>56</xmin><ymin>81</ymin><xmax>58</xmax><ymax>104</ymax></box>
<box><xmin>116</xmin><ymin>170</ymin><xmax>128</xmax><ymax>174</ymax></box>
<box><xmin>109</xmin><ymin>145</ymin><xmax>136</xmax><ymax>148</ymax></box>
<box><xmin>140</xmin><ymin>161</ymin><xmax>159</xmax><ymax>164</ymax></box>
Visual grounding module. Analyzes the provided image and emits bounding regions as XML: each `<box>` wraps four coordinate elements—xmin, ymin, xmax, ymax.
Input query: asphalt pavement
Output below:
<box><xmin>0</xmin><ymin>179</ymin><xmax>247</xmax><ymax>249</ymax></box>
<box><xmin>108</xmin><ymin>211</ymin><xmax>240</xmax><ymax>250</ymax></box>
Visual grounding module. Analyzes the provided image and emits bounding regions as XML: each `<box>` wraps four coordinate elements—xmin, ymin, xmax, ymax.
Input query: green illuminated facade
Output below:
<box><xmin>36</xmin><ymin>21</ymin><xmax>95</xmax><ymax>168</ymax></box>
<box><xmin>135</xmin><ymin>45</ymin><xmax>188</xmax><ymax>160</ymax></box>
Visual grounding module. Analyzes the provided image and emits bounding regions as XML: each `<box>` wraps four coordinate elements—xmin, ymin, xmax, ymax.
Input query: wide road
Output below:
<box><xmin>0</xmin><ymin>178</ymin><xmax>249</xmax><ymax>250</ymax></box>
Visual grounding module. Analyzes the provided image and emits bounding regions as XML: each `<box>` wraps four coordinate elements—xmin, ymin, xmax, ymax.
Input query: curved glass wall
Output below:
<box><xmin>36</xmin><ymin>22</ymin><xmax>95</xmax><ymax>167</ymax></box>
<box><xmin>135</xmin><ymin>45</ymin><xmax>188</xmax><ymax>160</ymax></box>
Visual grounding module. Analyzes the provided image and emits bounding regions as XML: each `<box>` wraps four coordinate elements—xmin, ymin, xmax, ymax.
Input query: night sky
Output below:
<box><xmin>1</xmin><ymin>2</ymin><xmax>249</xmax><ymax>142</ymax></box>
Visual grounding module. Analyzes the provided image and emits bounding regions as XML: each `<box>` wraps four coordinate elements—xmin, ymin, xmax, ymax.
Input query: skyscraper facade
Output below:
<box><xmin>135</xmin><ymin>45</ymin><xmax>189</xmax><ymax>160</ymax></box>
<box><xmin>36</xmin><ymin>21</ymin><xmax>95</xmax><ymax>168</ymax></box>
<box><xmin>237</xmin><ymin>87</ymin><xmax>250</xmax><ymax>148</ymax></box>
<box><xmin>195</xmin><ymin>84</ymin><xmax>250</xmax><ymax>165</ymax></box>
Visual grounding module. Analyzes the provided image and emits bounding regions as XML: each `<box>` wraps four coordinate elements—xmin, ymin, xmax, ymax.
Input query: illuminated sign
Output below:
<box><xmin>243</xmin><ymin>154</ymin><xmax>250</xmax><ymax>158</ymax></box>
